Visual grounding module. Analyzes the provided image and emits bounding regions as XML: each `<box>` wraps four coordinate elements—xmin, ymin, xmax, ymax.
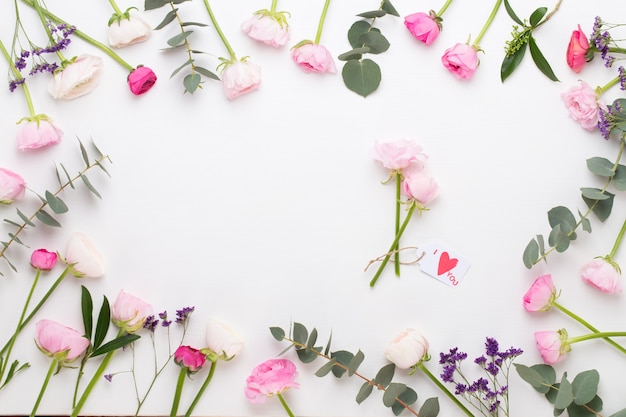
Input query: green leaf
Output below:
<box><xmin>45</xmin><ymin>191</ymin><xmax>68</xmax><ymax>214</ymax></box>
<box><xmin>503</xmin><ymin>0</ymin><xmax>523</xmax><ymax>25</ymax></box>
<box><xmin>296</xmin><ymin>347</ymin><xmax>318</xmax><ymax>363</ymax></box>
<box><xmin>548</xmin><ymin>224</ymin><xmax>571</xmax><ymax>252</ymax></box>
<box><xmin>167</xmin><ymin>31</ymin><xmax>193</xmax><ymax>47</ymax></box>
<box><xmin>154</xmin><ymin>9</ymin><xmax>178</xmax><ymax>30</ymax></box>
<box><xmin>81</xmin><ymin>286</ymin><xmax>94</xmax><ymax>340</ymax></box>
<box><xmin>293</xmin><ymin>322</ymin><xmax>308</xmax><ymax>345</ymax></box>
<box><xmin>183</xmin><ymin>73</ymin><xmax>201</xmax><ymax>94</ymax></box>
<box><xmin>555</xmin><ymin>373</ymin><xmax>574</xmax><ymax>410</ymax></box>
<box><xmin>16</xmin><ymin>208</ymin><xmax>35</xmax><ymax>227</ymax></box>
<box><xmin>0</xmin><ymin>360</ymin><xmax>30</xmax><ymax>389</ymax></box>
<box><xmin>91</xmin><ymin>334</ymin><xmax>140</xmax><ymax>357</ymax></box>
<box><xmin>568</xmin><ymin>395</ymin><xmax>602</xmax><ymax>417</ymax></box>
<box><xmin>270</xmin><ymin>327</ymin><xmax>285</xmax><ymax>341</ymax></box>
<box><xmin>306</xmin><ymin>328</ymin><xmax>318</xmax><ymax>351</ymax></box>
<box><xmin>194</xmin><ymin>66</ymin><xmax>220</xmax><ymax>81</ymax></box>
<box><xmin>347</xmin><ymin>21</ymin><xmax>380</xmax><ymax>49</ymax></box>
<box><xmin>529</xmin><ymin>36</ymin><xmax>558</xmax><ymax>81</ymax></box>
<box><xmin>59</xmin><ymin>163</ymin><xmax>75</xmax><ymax>189</ymax></box>
<box><xmin>170</xmin><ymin>59</ymin><xmax>193</xmax><ymax>79</ymax></box>
<box><xmin>330</xmin><ymin>350</ymin><xmax>354</xmax><ymax>378</ymax></box>
<box><xmin>391</xmin><ymin>386</ymin><xmax>417</xmax><ymax>415</ymax></box>
<box><xmin>358</xmin><ymin>31</ymin><xmax>390</xmax><ymax>54</ymax></box>
<box><xmin>548</xmin><ymin>206</ymin><xmax>577</xmax><ymax>236</ymax></box>
<box><xmin>418</xmin><ymin>397</ymin><xmax>440</xmax><ymax>417</ymax></box>
<box><xmin>356</xmin><ymin>381</ymin><xmax>374</xmax><ymax>404</ymax></box>
<box><xmin>586</xmin><ymin>157</ymin><xmax>615</xmax><ymax>177</ymax></box>
<box><xmin>532</xmin><ymin>364</ymin><xmax>557</xmax><ymax>385</ymax></box>
<box><xmin>342</xmin><ymin>58</ymin><xmax>381</xmax><ymax>97</ymax></box>
<box><xmin>578</xmin><ymin>210</ymin><xmax>592</xmax><ymax>232</ymax></box>
<box><xmin>181</xmin><ymin>21</ymin><xmax>208</xmax><ymax>27</ymax></box>
<box><xmin>7</xmin><ymin>233</ymin><xmax>23</xmax><ymax>246</ymax></box>
<box><xmin>383</xmin><ymin>383</ymin><xmax>407</xmax><ymax>407</ymax></box>
<box><xmin>80</xmin><ymin>174</ymin><xmax>102</xmax><ymax>199</ymax></box>
<box><xmin>374</xmin><ymin>363</ymin><xmax>395</xmax><ymax>387</ymax></box>
<box><xmin>582</xmin><ymin>191</ymin><xmax>614</xmax><ymax>221</ymax></box>
<box><xmin>324</xmin><ymin>331</ymin><xmax>332</xmax><ymax>356</ymax></box>
<box><xmin>381</xmin><ymin>0</ymin><xmax>400</xmax><ymax>17</ymax></box>
<box><xmin>546</xmin><ymin>382</ymin><xmax>560</xmax><ymax>404</ymax></box>
<box><xmin>572</xmin><ymin>370</ymin><xmax>599</xmax><ymax>405</ymax></box>
<box><xmin>357</xmin><ymin>10</ymin><xmax>387</xmax><ymax>19</ymax></box>
<box><xmin>35</xmin><ymin>210</ymin><xmax>61</xmax><ymax>228</ymax></box>
<box><xmin>338</xmin><ymin>47</ymin><xmax>371</xmax><ymax>61</ymax></box>
<box><xmin>529</xmin><ymin>7</ymin><xmax>548</xmax><ymax>27</ymax></box>
<box><xmin>514</xmin><ymin>363</ymin><xmax>546</xmax><ymax>391</ymax></box>
<box><xmin>613</xmin><ymin>164</ymin><xmax>626</xmax><ymax>190</ymax></box>
<box><xmin>95</xmin><ymin>160</ymin><xmax>110</xmax><ymax>177</ymax></box>
<box><xmin>315</xmin><ymin>359</ymin><xmax>337</xmax><ymax>377</ymax></box>
<box><xmin>523</xmin><ymin>238</ymin><xmax>539</xmax><ymax>269</ymax></box>
<box><xmin>3</xmin><ymin>219</ymin><xmax>21</xmax><ymax>228</ymax></box>
<box><xmin>581</xmin><ymin>187</ymin><xmax>610</xmax><ymax>201</ymax></box>
<box><xmin>501</xmin><ymin>42</ymin><xmax>527</xmax><ymax>82</ymax></box>
<box><xmin>144</xmin><ymin>0</ymin><xmax>170</xmax><ymax>11</ymax></box>
<box><xmin>609</xmin><ymin>408</ymin><xmax>626</xmax><ymax>417</ymax></box>
<box><xmin>347</xmin><ymin>350</ymin><xmax>365</xmax><ymax>376</ymax></box>
<box><xmin>78</xmin><ymin>139</ymin><xmax>90</xmax><ymax>167</ymax></box>
<box><xmin>94</xmin><ymin>296</ymin><xmax>111</xmax><ymax>350</ymax></box>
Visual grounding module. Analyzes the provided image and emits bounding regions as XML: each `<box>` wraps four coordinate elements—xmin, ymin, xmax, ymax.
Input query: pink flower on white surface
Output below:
<box><xmin>404</xmin><ymin>11</ymin><xmax>441</xmax><ymax>46</ymax></box>
<box><xmin>561</xmin><ymin>80</ymin><xmax>604</xmax><ymax>131</ymax></box>
<box><xmin>108</xmin><ymin>14</ymin><xmax>152</xmax><ymax>48</ymax></box>
<box><xmin>48</xmin><ymin>54</ymin><xmax>104</xmax><ymax>100</ymax></box>
<box><xmin>566</xmin><ymin>25</ymin><xmax>589</xmax><ymax>73</ymax></box>
<box><xmin>402</xmin><ymin>170</ymin><xmax>439</xmax><ymax>206</ymax></box>
<box><xmin>174</xmin><ymin>345</ymin><xmax>206</xmax><ymax>373</ymax></box>
<box><xmin>220</xmin><ymin>59</ymin><xmax>262</xmax><ymax>100</ymax></box>
<box><xmin>111</xmin><ymin>289</ymin><xmax>153</xmax><ymax>334</ymax></box>
<box><xmin>581</xmin><ymin>257</ymin><xmax>622</xmax><ymax>294</ymax></box>
<box><xmin>523</xmin><ymin>274</ymin><xmax>556</xmax><ymax>312</ymax></box>
<box><xmin>16</xmin><ymin>116</ymin><xmax>63</xmax><ymax>151</ymax></box>
<box><xmin>30</xmin><ymin>249</ymin><xmax>58</xmax><ymax>271</ymax></box>
<box><xmin>205</xmin><ymin>318</ymin><xmax>244</xmax><ymax>360</ymax></box>
<box><xmin>535</xmin><ymin>329</ymin><xmax>570</xmax><ymax>364</ymax></box>
<box><xmin>241</xmin><ymin>12</ymin><xmax>290</xmax><ymax>47</ymax></box>
<box><xmin>441</xmin><ymin>43</ymin><xmax>479</xmax><ymax>80</ymax></box>
<box><xmin>127</xmin><ymin>66</ymin><xmax>157</xmax><ymax>95</ymax></box>
<box><xmin>372</xmin><ymin>139</ymin><xmax>428</xmax><ymax>172</ymax></box>
<box><xmin>384</xmin><ymin>328</ymin><xmax>429</xmax><ymax>369</ymax></box>
<box><xmin>35</xmin><ymin>319</ymin><xmax>90</xmax><ymax>363</ymax></box>
<box><xmin>290</xmin><ymin>42</ymin><xmax>336</xmax><ymax>74</ymax></box>
<box><xmin>0</xmin><ymin>168</ymin><xmax>26</xmax><ymax>204</ymax></box>
<box><xmin>245</xmin><ymin>358</ymin><xmax>299</xmax><ymax>404</ymax></box>
<box><xmin>64</xmin><ymin>232</ymin><xmax>106</xmax><ymax>278</ymax></box>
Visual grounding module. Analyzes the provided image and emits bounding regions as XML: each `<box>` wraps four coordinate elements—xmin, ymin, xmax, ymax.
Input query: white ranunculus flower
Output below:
<box><xmin>384</xmin><ymin>328</ymin><xmax>429</xmax><ymax>369</ymax></box>
<box><xmin>48</xmin><ymin>54</ymin><xmax>103</xmax><ymax>100</ymax></box>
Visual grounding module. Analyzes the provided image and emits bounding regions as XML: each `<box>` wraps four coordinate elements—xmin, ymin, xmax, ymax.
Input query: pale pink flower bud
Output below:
<box><xmin>111</xmin><ymin>289</ymin><xmax>153</xmax><ymax>334</ymax></box>
<box><xmin>108</xmin><ymin>14</ymin><xmax>152</xmax><ymax>48</ymax></box>
<box><xmin>241</xmin><ymin>13</ymin><xmax>290</xmax><ymax>47</ymax></box>
<box><xmin>16</xmin><ymin>117</ymin><xmax>63</xmax><ymax>151</ymax></box>
<box><xmin>0</xmin><ymin>167</ymin><xmax>26</xmax><ymax>204</ymax></box>
<box><xmin>441</xmin><ymin>43</ymin><xmax>479</xmax><ymax>80</ymax></box>
<box><xmin>48</xmin><ymin>54</ymin><xmax>103</xmax><ymax>100</ymax></box>
<box><xmin>245</xmin><ymin>358</ymin><xmax>299</xmax><ymax>404</ymax></box>
<box><xmin>561</xmin><ymin>80</ymin><xmax>605</xmax><ymax>131</ymax></box>
<box><xmin>290</xmin><ymin>43</ymin><xmax>336</xmax><ymax>74</ymax></box>
<box><xmin>221</xmin><ymin>59</ymin><xmax>262</xmax><ymax>100</ymax></box>
<box><xmin>523</xmin><ymin>274</ymin><xmax>556</xmax><ymax>312</ymax></box>
<box><xmin>384</xmin><ymin>328</ymin><xmax>429</xmax><ymax>369</ymax></box>
<box><xmin>35</xmin><ymin>319</ymin><xmax>89</xmax><ymax>363</ymax></box>
<box><xmin>30</xmin><ymin>249</ymin><xmax>58</xmax><ymax>271</ymax></box>
<box><xmin>402</xmin><ymin>171</ymin><xmax>439</xmax><ymax>206</ymax></box>
<box><xmin>535</xmin><ymin>329</ymin><xmax>570</xmax><ymax>364</ymax></box>
<box><xmin>205</xmin><ymin>318</ymin><xmax>244</xmax><ymax>360</ymax></box>
<box><xmin>581</xmin><ymin>257</ymin><xmax>622</xmax><ymax>293</ymax></box>
<box><xmin>64</xmin><ymin>232</ymin><xmax>106</xmax><ymax>278</ymax></box>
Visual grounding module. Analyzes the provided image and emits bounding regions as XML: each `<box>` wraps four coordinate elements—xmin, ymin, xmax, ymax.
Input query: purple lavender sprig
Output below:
<box><xmin>589</xmin><ymin>16</ymin><xmax>626</xmax><ymax>68</ymax></box>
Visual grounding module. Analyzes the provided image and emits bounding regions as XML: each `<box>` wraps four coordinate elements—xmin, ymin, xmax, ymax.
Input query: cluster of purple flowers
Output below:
<box><xmin>143</xmin><ymin>306</ymin><xmax>195</xmax><ymax>332</ymax></box>
<box><xmin>598</xmin><ymin>99</ymin><xmax>625</xmax><ymax>140</ymax></box>
<box><xmin>589</xmin><ymin>17</ymin><xmax>626</xmax><ymax>68</ymax></box>
<box><xmin>439</xmin><ymin>337</ymin><xmax>523</xmax><ymax>417</ymax></box>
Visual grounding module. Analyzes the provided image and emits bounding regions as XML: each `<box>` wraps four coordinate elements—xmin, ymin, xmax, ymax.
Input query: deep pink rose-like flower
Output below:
<box><xmin>111</xmin><ymin>289</ymin><xmax>153</xmax><ymax>334</ymax></box>
<box><xmin>221</xmin><ymin>59</ymin><xmax>262</xmax><ymax>100</ymax></box>
<box><xmin>384</xmin><ymin>328</ymin><xmax>429</xmax><ymax>369</ymax></box>
<box><xmin>65</xmin><ymin>232</ymin><xmax>106</xmax><ymax>278</ymax></box>
<box><xmin>402</xmin><ymin>170</ymin><xmax>439</xmax><ymax>206</ymax></box>
<box><xmin>127</xmin><ymin>66</ymin><xmax>157</xmax><ymax>95</ymax></box>
<box><xmin>16</xmin><ymin>117</ymin><xmax>63</xmax><ymax>151</ymax></box>
<box><xmin>35</xmin><ymin>319</ymin><xmax>90</xmax><ymax>363</ymax></box>
<box><xmin>290</xmin><ymin>43</ymin><xmax>337</xmax><ymax>74</ymax></box>
<box><xmin>372</xmin><ymin>139</ymin><xmax>428</xmax><ymax>172</ymax></box>
<box><xmin>108</xmin><ymin>14</ymin><xmax>152</xmax><ymax>48</ymax></box>
<box><xmin>523</xmin><ymin>274</ymin><xmax>556</xmax><ymax>312</ymax></box>
<box><xmin>581</xmin><ymin>258</ymin><xmax>622</xmax><ymax>294</ymax></box>
<box><xmin>174</xmin><ymin>345</ymin><xmax>206</xmax><ymax>373</ymax></box>
<box><xmin>441</xmin><ymin>43</ymin><xmax>479</xmax><ymax>80</ymax></box>
<box><xmin>48</xmin><ymin>54</ymin><xmax>103</xmax><ymax>100</ymax></box>
<box><xmin>535</xmin><ymin>330</ymin><xmax>570</xmax><ymax>364</ymax></box>
<box><xmin>31</xmin><ymin>249</ymin><xmax>58</xmax><ymax>271</ymax></box>
<box><xmin>561</xmin><ymin>80</ymin><xmax>604</xmax><ymax>131</ymax></box>
<box><xmin>241</xmin><ymin>13</ymin><xmax>290</xmax><ymax>47</ymax></box>
<box><xmin>404</xmin><ymin>12</ymin><xmax>440</xmax><ymax>46</ymax></box>
<box><xmin>245</xmin><ymin>358</ymin><xmax>299</xmax><ymax>404</ymax></box>
<box><xmin>566</xmin><ymin>25</ymin><xmax>589</xmax><ymax>73</ymax></box>
<box><xmin>0</xmin><ymin>167</ymin><xmax>26</xmax><ymax>204</ymax></box>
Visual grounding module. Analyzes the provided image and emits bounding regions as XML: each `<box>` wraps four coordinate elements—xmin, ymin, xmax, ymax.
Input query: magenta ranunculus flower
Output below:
<box><xmin>402</xmin><ymin>170</ymin><xmax>439</xmax><ymax>206</ymax></box>
<box><xmin>174</xmin><ymin>345</ymin><xmax>206</xmax><ymax>373</ymax></box>
<box><xmin>111</xmin><ymin>289</ymin><xmax>153</xmax><ymax>334</ymax></box>
<box><xmin>372</xmin><ymin>139</ymin><xmax>428</xmax><ymax>172</ymax></box>
<box><xmin>16</xmin><ymin>116</ymin><xmax>63</xmax><ymax>151</ymax></box>
<box><xmin>30</xmin><ymin>249</ymin><xmax>58</xmax><ymax>271</ymax></box>
<box><xmin>108</xmin><ymin>14</ymin><xmax>152</xmax><ymax>48</ymax></box>
<box><xmin>561</xmin><ymin>80</ymin><xmax>604</xmax><ymax>131</ymax></box>
<box><xmin>220</xmin><ymin>59</ymin><xmax>262</xmax><ymax>100</ymax></box>
<box><xmin>241</xmin><ymin>11</ymin><xmax>290</xmax><ymax>48</ymax></box>
<box><xmin>35</xmin><ymin>319</ymin><xmax>90</xmax><ymax>363</ymax></box>
<box><xmin>48</xmin><ymin>54</ymin><xmax>104</xmax><ymax>100</ymax></box>
<box><xmin>384</xmin><ymin>328</ymin><xmax>429</xmax><ymax>369</ymax></box>
<box><xmin>0</xmin><ymin>167</ymin><xmax>26</xmax><ymax>204</ymax></box>
<box><xmin>535</xmin><ymin>329</ymin><xmax>570</xmax><ymax>364</ymax></box>
<box><xmin>441</xmin><ymin>43</ymin><xmax>479</xmax><ymax>80</ymax></box>
<box><xmin>290</xmin><ymin>42</ymin><xmax>336</xmax><ymax>74</ymax></box>
<box><xmin>245</xmin><ymin>358</ymin><xmax>299</xmax><ymax>404</ymax></box>
<box><xmin>523</xmin><ymin>274</ymin><xmax>556</xmax><ymax>312</ymax></box>
<box><xmin>127</xmin><ymin>66</ymin><xmax>157</xmax><ymax>95</ymax></box>
<box><xmin>64</xmin><ymin>232</ymin><xmax>106</xmax><ymax>278</ymax></box>
<box><xmin>581</xmin><ymin>257</ymin><xmax>622</xmax><ymax>294</ymax></box>
<box><xmin>404</xmin><ymin>11</ymin><xmax>441</xmax><ymax>46</ymax></box>
<box><xmin>566</xmin><ymin>24</ymin><xmax>589</xmax><ymax>73</ymax></box>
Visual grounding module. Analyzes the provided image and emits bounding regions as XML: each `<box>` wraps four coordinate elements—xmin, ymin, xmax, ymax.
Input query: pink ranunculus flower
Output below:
<box><xmin>384</xmin><ymin>328</ymin><xmax>429</xmax><ymax>369</ymax></box>
<box><xmin>241</xmin><ymin>12</ymin><xmax>290</xmax><ymax>48</ymax></box>
<box><xmin>64</xmin><ymin>232</ymin><xmax>106</xmax><ymax>278</ymax></box>
<box><xmin>108</xmin><ymin>14</ymin><xmax>152</xmax><ymax>48</ymax></box>
<box><xmin>111</xmin><ymin>289</ymin><xmax>153</xmax><ymax>334</ymax></box>
<box><xmin>290</xmin><ymin>42</ymin><xmax>337</xmax><ymax>74</ymax></box>
<box><xmin>523</xmin><ymin>274</ymin><xmax>556</xmax><ymax>312</ymax></box>
<box><xmin>205</xmin><ymin>318</ymin><xmax>244</xmax><ymax>361</ymax></box>
<box><xmin>581</xmin><ymin>257</ymin><xmax>622</xmax><ymax>294</ymax></box>
<box><xmin>402</xmin><ymin>170</ymin><xmax>439</xmax><ymax>206</ymax></box>
<box><xmin>127</xmin><ymin>66</ymin><xmax>157</xmax><ymax>95</ymax></box>
<box><xmin>174</xmin><ymin>345</ymin><xmax>206</xmax><ymax>373</ymax></box>
<box><xmin>0</xmin><ymin>167</ymin><xmax>26</xmax><ymax>204</ymax></box>
<box><xmin>566</xmin><ymin>25</ymin><xmax>589</xmax><ymax>73</ymax></box>
<box><xmin>372</xmin><ymin>139</ymin><xmax>428</xmax><ymax>172</ymax></box>
<box><xmin>404</xmin><ymin>11</ymin><xmax>441</xmax><ymax>46</ymax></box>
<box><xmin>48</xmin><ymin>54</ymin><xmax>104</xmax><ymax>100</ymax></box>
<box><xmin>220</xmin><ymin>59</ymin><xmax>262</xmax><ymax>100</ymax></box>
<box><xmin>31</xmin><ymin>249</ymin><xmax>58</xmax><ymax>271</ymax></box>
<box><xmin>441</xmin><ymin>43</ymin><xmax>479</xmax><ymax>80</ymax></box>
<box><xmin>245</xmin><ymin>358</ymin><xmax>299</xmax><ymax>404</ymax></box>
<box><xmin>16</xmin><ymin>116</ymin><xmax>63</xmax><ymax>151</ymax></box>
<box><xmin>35</xmin><ymin>319</ymin><xmax>90</xmax><ymax>363</ymax></box>
<box><xmin>535</xmin><ymin>329</ymin><xmax>570</xmax><ymax>364</ymax></box>
<box><xmin>561</xmin><ymin>80</ymin><xmax>604</xmax><ymax>131</ymax></box>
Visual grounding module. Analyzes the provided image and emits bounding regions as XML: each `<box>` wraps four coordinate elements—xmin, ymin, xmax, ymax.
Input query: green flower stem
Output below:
<box><xmin>270</xmin><ymin>0</ymin><xmax>278</xmax><ymax>13</ymax></box>
<box><xmin>597</xmin><ymin>75</ymin><xmax>622</xmax><ymax>95</ymax></box>
<box><xmin>184</xmin><ymin>361</ymin><xmax>217</xmax><ymax>417</ymax></box>
<box><xmin>314</xmin><ymin>0</ymin><xmax>332</xmax><ymax>44</ymax></box>
<box><xmin>170</xmin><ymin>367</ymin><xmax>187</xmax><ymax>417</ymax></box>
<box><xmin>20</xmin><ymin>0</ymin><xmax>134</xmax><ymax>71</ymax></box>
<box><xmin>29</xmin><ymin>359</ymin><xmax>57</xmax><ymax>417</ymax></box>
<box><xmin>553</xmin><ymin>301</ymin><xmax>626</xmax><ymax>354</ymax></box>
<box><xmin>370</xmin><ymin>202</ymin><xmax>417</xmax><ymax>287</ymax></box>
<box><xmin>473</xmin><ymin>0</ymin><xmax>502</xmax><ymax>47</ymax></box>
<box><xmin>416</xmin><ymin>363</ymin><xmax>474</xmax><ymax>417</ymax></box>
<box><xmin>202</xmin><ymin>0</ymin><xmax>237</xmax><ymax>61</ymax></box>
<box><xmin>394</xmin><ymin>172</ymin><xmax>401</xmax><ymax>276</ymax></box>
<box><xmin>108</xmin><ymin>0</ymin><xmax>123</xmax><ymax>15</ymax></box>
<box><xmin>437</xmin><ymin>0</ymin><xmax>454</xmax><ymax>17</ymax></box>
<box><xmin>0</xmin><ymin>39</ymin><xmax>35</xmax><ymax>116</ymax></box>
<box><xmin>569</xmin><ymin>331</ymin><xmax>626</xmax><ymax>345</ymax></box>
<box><xmin>71</xmin><ymin>329</ymin><xmax>124</xmax><ymax>417</ymax></box>
<box><xmin>277</xmin><ymin>392</ymin><xmax>295</xmax><ymax>417</ymax></box>
<box><xmin>0</xmin><ymin>268</ymin><xmax>41</xmax><ymax>382</ymax></box>
<box><xmin>609</xmin><ymin>219</ymin><xmax>626</xmax><ymax>258</ymax></box>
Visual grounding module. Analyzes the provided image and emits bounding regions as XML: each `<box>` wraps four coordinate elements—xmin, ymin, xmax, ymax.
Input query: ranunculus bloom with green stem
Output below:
<box><xmin>580</xmin><ymin>219</ymin><xmax>626</xmax><ymax>294</ymax></box>
<box><xmin>47</xmin><ymin>54</ymin><xmax>104</xmax><ymax>100</ymax></box>
<box><xmin>241</xmin><ymin>5</ymin><xmax>291</xmax><ymax>48</ymax></box>
<box><xmin>560</xmin><ymin>80</ymin><xmax>606</xmax><ymax>131</ymax></box>
<box><xmin>16</xmin><ymin>115</ymin><xmax>63</xmax><ymax>151</ymax></box>
<box><xmin>0</xmin><ymin>167</ymin><xmax>26</xmax><ymax>204</ymax></box>
<box><xmin>290</xmin><ymin>0</ymin><xmax>335</xmax><ymax>75</ymax></box>
<box><xmin>535</xmin><ymin>328</ymin><xmax>626</xmax><ymax>364</ymax></box>
<box><xmin>204</xmin><ymin>318</ymin><xmax>244</xmax><ymax>361</ymax></box>
<box><xmin>170</xmin><ymin>346</ymin><xmax>207</xmax><ymax>417</ymax></box>
<box><xmin>107</xmin><ymin>5</ymin><xmax>152</xmax><ymax>48</ymax></box>
<box><xmin>30</xmin><ymin>249</ymin><xmax>58</xmax><ymax>270</ymax></box>
<box><xmin>127</xmin><ymin>65</ymin><xmax>157</xmax><ymax>95</ymax></box>
<box><xmin>566</xmin><ymin>24</ymin><xmax>589</xmax><ymax>73</ymax></box>
<box><xmin>64</xmin><ymin>232</ymin><xmax>106</xmax><ymax>278</ymax></box>
<box><xmin>111</xmin><ymin>289</ymin><xmax>154</xmax><ymax>334</ymax></box>
<box><xmin>245</xmin><ymin>358</ymin><xmax>299</xmax><ymax>417</ymax></box>
<box><xmin>384</xmin><ymin>328</ymin><xmax>429</xmax><ymax>369</ymax></box>
<box><xmin>404</xmin><ymin>0</ymin><xmax>453</xmax><ymax>45</ymax></box>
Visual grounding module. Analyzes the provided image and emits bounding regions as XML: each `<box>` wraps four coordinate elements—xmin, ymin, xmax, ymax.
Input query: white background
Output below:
<box><xmin>1</xmin><ymin>0</ymin><xmax>625</xmax><ymax>416</ymax></box>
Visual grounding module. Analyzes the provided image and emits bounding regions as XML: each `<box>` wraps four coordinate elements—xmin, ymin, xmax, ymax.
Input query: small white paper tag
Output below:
<box><xmin>416</xmin><ymin>242</ymin><xmax>470</xmax><ymax>287</ymax></box>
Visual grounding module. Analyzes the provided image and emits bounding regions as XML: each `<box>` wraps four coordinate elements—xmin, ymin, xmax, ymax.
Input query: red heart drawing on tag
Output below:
<box><xmin>437</xmin><ymin>252</ymin><xmax>458</xmax><ymax>275</ymax></box>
